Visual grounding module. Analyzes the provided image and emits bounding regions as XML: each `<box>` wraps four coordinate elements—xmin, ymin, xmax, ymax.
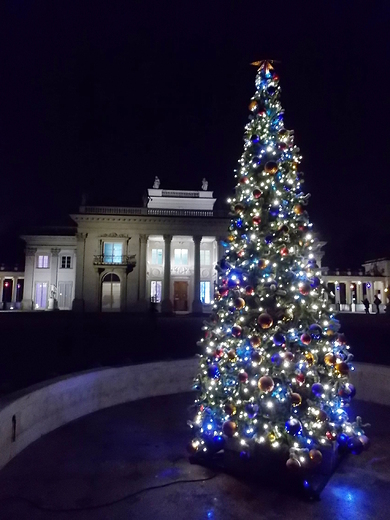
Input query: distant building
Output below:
<box><xmin>6</xmin><ymin>183</ymin><xmax>389</xmax><ymax>313</ymax></box>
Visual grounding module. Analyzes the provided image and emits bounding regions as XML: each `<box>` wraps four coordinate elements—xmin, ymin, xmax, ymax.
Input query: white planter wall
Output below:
<box><xmin>0</xmin><ymin>359</ymin><xmax>388</xmax><ymax>471</ymax></box>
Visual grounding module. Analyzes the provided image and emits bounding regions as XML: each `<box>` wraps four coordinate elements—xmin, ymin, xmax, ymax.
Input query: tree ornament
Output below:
<box><xmin>239</xmin><ymin>176</ymin><xmax>249</xmax><ymax>184</ymax></box>
<box><xmin>324</xmin><ymin>352</ymin><xmax>336</xmax><ymax>366</ymax></box>
<box><xmin>299</xmin><ymin>283</ymin><xmax>311</xmax><ymax>296</ymax></box>
<box><xmin>252</xmin><ymin>216</ymin><xmax>261</xmax><ymax>225</ymax></box>
<box><xmin>251</xmin><ymin>134</ymin><xmax>260</xmax><ymax>143</ymax></box>
<box><xmin>335</xmin><ymin>361</ymin><xmax>349</xmax><ymax>375</ymax></box>
<box><xmin>284</xmin><ymin>351</ymin><xmax>294</xmax><ymax>361</ymax></box>
<box><xmin>264</xmin><ymin>161</ymin><xmax>278</xmax><ymax>174</ymax></box>
<box><xmin>305</xmin><ymin>352</ymin><xmax>315</xmax><ymax>366</ymax></box>
<box><xmin>278</xmin><ymin>224</ymin><xmax>289</xmax><ymax>234</ymax></box>
<box><xmin>213</xmin><ymin>435</ymin><xmax>225</xmax><ymax>451</ymax></box>
<box><xmin>227</xmin><ymin>349</ymin><xmax>237</xmax><ymax>361</ymax></box>
<box><xmin>300</xmin><ymin>333</ymin><xmax>311</xmax><ymax>345</ymax></box>
<box><xmin>245</xmin><ymin>285</ymin><xmax>254</xmax><ymax>295</ymax></box>
<box><xmin>258</xmin><ymin>375</ymin><xmax>274</xmax><ymax>393</ymax></box>
<box><xmin>234</xmin><ymin>203</ymin><xmax>245</xmax><ymax>214</ymax></box>
<box><xmin>338</xmin><ymin>383</ymin><xmax>356</xmax><ymax>399</ymax></box>
<box><xmin>293</xmin><ymin>204</ymin><xmax>304</xmax><ymax>215</ymax></box>
<box><xmin>280</xmin><ymin>246</ymin><xmax>289</xmax><ymax>256</ymax></box>
<box><xmin>234</xmin><ymin>297</ymin><xmax>245</xmax><ymax>310</ymax></box>
<box><xmin>317</xmin><ymin>410</ymin><xmax>328</xmax><ymax>422</ymax></box>
<box><xmin>248</xmin><ymin>100</ymin><xmax>258</xmax><ymax>112</ymax></box>
<box><xmin>250</xmin><ymin>335</ymin><xmax>261</xmax><ymax>347</ymax></box>
<box><xmin>273</xmin><ymin>333</ymin><xmax>286</xmax><ymax>346</ymax></box>
<box><xmin>285</xmin><ymin>418</ymin><xmax>302</xmax><ymax>436</ymax></box>
<box><xmin>311</xmin><ymin>383</ymin><xmax>324</xmax><ymax>397</ymax></box>
<box><xmin>251</xmin><ymin>351</ymin><xmax>262</xmax><ymax>363</ymax></box>
<box><xmin>225</xmin><ymin>403</ymin><xmax>236</xmax><ymax>415</ymax></box>
<box><xmin>253</xmin><ymin>188</ymin><xmax>262</xmax><ymax>199</ymax></box>
<box><xmin>219</xmin><ymin>287</ymin><xmax>229</xmax><ymax>297</ymax></box>
<box><xmin>290</xmin><ymin>393</ymin><xmax>302</xmax><ymax>407</ymax></box>
<box><xmin>310</xmin><ymin>276</ymin><xmax>321</xmax><ymax>289</ymax></box>
<box><xmin>245</xmin><ymin>403</ymin><xmax>259</xmax><ymax>418</ymax></box>
<box><xmin>337</xmin><ymin>333</ymin><xmax>347</xmax><ymax>345</ymax></box>
<box><xmin>309</xmin><ymin>449</ymin><xmax>323</xmax><ymax>465</ymax></box>
<box><xmin>264</xmin><ymin>235</ymin><xmax>274</xmax><ymax>244</ymax></box>
<box><xmin>223</xmin><ymin>421</ymin><xmax>237</xmax><ymax>437</ymax></box>
<box><xmin>296</xmin><ymin>373</ymin><xmax>305</xmax><ymax>384</ymax></box>
<box><xmin>258</xmin><ymin>313</ymin><xmax>273</xmax><ymax>329</ymax></box>
<box><xmin>286</xmin><ymin>457</ymin><xmax>301</xmax><ymax>471</ymax></box>
<box><xmin>238</xmin><ymin>371</ymin><xmax>249</xmax><ymax>383</ymax></box>
<box><xmin>258</xmin><ymin>259</ymin><xmax>266</xmax><ymax>269</ymax></box>
<box><xmin>347</xmin><ymin>437</ymin><xmax>364</xmax><ymax>455</ymax></box>
<box><xmin>309</xmin><ymin>324</ymin><xmax>322</xmax><ymax>340</ymax></box>
<box><xmin>231</xmin><ymin>325</ymin><xmax>242</xmax><ymax>337</ymax></box>
<box><xmin>207</xmin><ymin>365</ymin><xmax>220</xmax><ymax>378</ymax></box>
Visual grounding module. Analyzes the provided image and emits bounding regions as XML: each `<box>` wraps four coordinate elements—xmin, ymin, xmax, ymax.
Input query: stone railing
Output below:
<box><xmin>80</xmin><ymin>206</ymin><xmax>227</xmax><ymax>218</ymax></box>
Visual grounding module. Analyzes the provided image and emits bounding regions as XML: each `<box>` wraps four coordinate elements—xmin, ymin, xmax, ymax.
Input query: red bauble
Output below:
<box><xmin>299</xmin><ymin>283</ymin><xmax>311</xmax><ymax>296</ymax></box>
<box><xmin>337</xmin><ymin>333</ymin><xmax>347</xmax><ymax>345</ymax></box>
<box><xmin>219</xmin><ymin>287</ymin><xmax>229</xmax><ymax>297</ymax></box>
<box><xmin>238</xmin><ymin>371</ymin><xmax>248</xmax><ymax>383</ymax></box>
<box><xmin>239</xmin><ymin>176</ymin><xmax>249</xmax><ymax>184</ymax></box>
<box><xmin>278</xmin><ymin>142</ymin><xmax>287</xmax><ymax>151</ymax></box>
<box><xmin>250</xmin><ymin>335</ymin><xmax>261</xmax><ymax>347</ymax></box>
<box><xmin>286</xmin><ymin>458</ymin><xmax>301</xmax><ymax>471</ymax></box>
<box><xmin>253</xmin><ymin>188</ymin><xmax>262</xmax><ymax>199</ymax></box>
<box><xmin>258</xmin><ymin>375</ymin><xmax>274</xmax><ymax>392</ymax></box>
<box><xmin>231</xmin><ymin>325</ymin><xmax>242</xmax><ymax>337</ymax></box>
<box><xmin>258</xmin><ymin>313</ymin><xmax>273</xmax><ymax>329</ymax></box>
<box><xmin>326</xmin><ymin>431</ymin><xmax>336</xmax><ymax>441</ymax></box>
<box><xmin>215</xmin><ymin>347</ymin><xmax>223</xmax><ymax>357</ymax></box>
<box><xmin>300</xmin><ymin>333</ymin><xmax>312</xmax><ymax>345</ymax></box>
<box><xmin>284</xmin><ymin>351</ymin><xmax>294</xmax><ymax>361</ymax></box>
<box><xmin>245</xmin><ymin>285</ymin><xmax>254</xmax><ymax>295</ymax></box>
<box><xmin>296</xmin><ymin>373</ymin><xmax>305</xmax><ymax>384</ymax></box>
<box><xmin>252</xmin><ymin>216</ymin><xmax>261</xmax><ymax>225</ymax></box>
<box><xmin>280</xmin><ymin>247</ymin><xmax>289</xmax><ymax>256</ymax></box>
<box><xmin>223</xmin><ymin>421</ymin><xmax>237</xmax><ymax>437</ymax></box>
<box><xmin>237</xmin><ymin>250</ymin><xmax>245</xmax><ymax>258</ymax></box>
<box><xmin>291</xmin><ymin>393</ymin><xmax>302</xmax><ymax>407</ymax></box>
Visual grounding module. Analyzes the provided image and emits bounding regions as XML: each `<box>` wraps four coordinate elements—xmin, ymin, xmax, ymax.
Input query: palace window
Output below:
<box><xmin>103</xmin><ymin>242</ymin><xmax>123</xmax><ymax>263</ymax></box>
<box><xmin>151</xmin><ymin>280</ymin><xmax>162</xmax><ymax>302</ymax></box>
<box><xmin>151</xmin><ymin>248</ymin><xmax>163</xmax><ymax>265</ymax></box>
<box><xmin>174</xmin><ymin>248</ymin><xmax>188</xmax><ymax>265</ymax></box>
<box><xmin>200</xmin><ymin>250</ymin><xmax>211</xmax><ymax>265</ymax></box>
<box><xmin>37</xmin><ymin>255</ymin><xmax>49</xmax><ymax>269</ymax></box>
<box><xmin>200</xmin><ymin>281</ymin><xmax>211</xmax><ymax>304</ymax></box>
<box><xmin>61</xmin><ymin>255</ymin><xmax>72</xmax><ymax>269</ymax></box>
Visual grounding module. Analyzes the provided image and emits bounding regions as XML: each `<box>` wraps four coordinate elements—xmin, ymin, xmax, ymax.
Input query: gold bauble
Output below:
<box><xmin>223</xmin><ymin>421</ymin><xmax>237</xmax><ymax>437</ymax></box>
<box><xmin>305</xmin><ymin>352</ymin><xmax>315</xmax><ymax>366</ymax></box>
<box><xmin>264</xmin><ymin>161</ymin><xmax>278</xmax><ymax>174</ymax></box>
<box><xmin>227</xmin><ymin>349</ymin><xmax>237</xmax><ymax>361</ymax></box>
<box><xmin>258</xmin><ymin>375</ymin><xmax>274</xmax><ymax>393</ymax></box>
<box><xmin>291</xmin><ymin>393</ymin><xmax>302</xmax><ymax>407</ymax></box>
<box><xmin>248</xmin><ymin>100</ymin><xmax>258</xmax><ymax>112</ymax></box>
<box><xmin>293</xmin><ymin>204</ymin><xmax>304</xmax><ymax>215</ymax></box>
<box><xmin>250</xmin><ymin>335</ymin><xmax>261</xmax><ymax>347</ymax></box>
<box><xmin>324</xmin><ymin>353</ymin><xmax>336</xmax><ymax>366</ymax></box>
<box><xmin>234</xmin><ymin>297</ymin><xmax>245</xmax><ymax>310</ymax></box>
<box><xmin>309</xmin><ymin>449</ymin><xmax>323</xmax><ymax>465</ymax></box>
<box><xmin>225</xmin><ymin>403</ymin><xmax>237</xmax><ymax>416</ymax></box>
<box><xmin>335</xmin><ymin>361</ymin><xmax>349</xmax><ymax>375</ymax></box>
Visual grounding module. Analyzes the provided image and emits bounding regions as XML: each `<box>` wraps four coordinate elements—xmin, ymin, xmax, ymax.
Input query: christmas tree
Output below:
<box><xmin>189</xmin><ymin>61</ymin><xmax>368</xmax><ymax>486</ymax></box>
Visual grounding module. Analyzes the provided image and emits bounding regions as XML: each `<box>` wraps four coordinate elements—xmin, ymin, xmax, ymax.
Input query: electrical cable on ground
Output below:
<box><xmin>0</xmin><ymin>473</ymin><xmax>218</xmax><ymax>513</ymax></box>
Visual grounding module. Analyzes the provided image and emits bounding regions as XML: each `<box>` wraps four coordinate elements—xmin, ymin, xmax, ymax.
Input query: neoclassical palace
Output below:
<box><xmin>1</xmin><ymin>183</ymin><xmax>388</xmax><ymax>313</ymax></box>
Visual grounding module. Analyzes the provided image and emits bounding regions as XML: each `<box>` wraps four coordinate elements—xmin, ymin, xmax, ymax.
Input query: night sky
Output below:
<box><xmin>1</xmin><ymin>1</ymin><xmax>389</xmax><ymax>269</ymax></box>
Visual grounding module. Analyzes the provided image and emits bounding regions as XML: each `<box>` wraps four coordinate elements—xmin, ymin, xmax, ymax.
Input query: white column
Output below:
<box><xmin>11</xmin><ymin>277</ymin><xmax>17</xmax><ymax>303</ymax></box>
<box><xmin>192</xmin><ymin>235</ymin><xmax>203</xmax><ymax>314</ymax></box>
<box><xmin>161</xmin><ymin>235</ymin><xmax>173</xmax><ymax>313</ymax></box>
<box><xmin>138</xmin><ymin>235</ymin><xmax>148</xmax><ymax>303</ymax></box>
<box><xmin>356</xmin><ymin>282</ymin><xmax>363</xmax><ymax>307</ymax></box>
<box><xmin>22</xmin><ymin>247</ymin><xmax>37</xmax><ymax>310</ymax></box>
<box><xmin>346</xmin><ymin>283</ymin><xmax>352</xmax><ymax>308</ymax></box>
<box><xmin>73</xmin><ymin>233</ymin><xmax>87</xmax><ymax>311</ymax></box>
<box><xmin>50</xmin><ymin>248</ymin><xmax>60</xmax><ymax>310</ymax></box>
<box><xmin>334</xmin><ymin>283</ymin><xmax>341</xmax><ymax>307</ymax></box>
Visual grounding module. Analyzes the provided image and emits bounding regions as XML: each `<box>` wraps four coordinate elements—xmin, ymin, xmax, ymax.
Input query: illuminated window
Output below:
<box><xmin>37</xmin><ymin>255</ymin><xmax>49</xmax><ymax>269</ymax></box>
<box><xmin>151</xmin><ymin>248</ymin><xmax>163</xmax><ymax>265</ymax></box>
<box><xmin>200</xmin><ymin>281</ymin><xmax>211</xmax><ymax>304</ymax></box>
<box><xmin>103</xmin><ymin>243</ymin><xmax>123</xmax><ymax>263</ymax></box>
<box><xmin>61</xmin><ymin>256</ymin><xmax>72</xmax><ymax>269</ymax></box>
<box><xmin>200</xmin><ymin>250</ymin><xmax>211</xmax><ymax>265</ymax></box>
<box><xmin>174</xmin><ymin>248</ymin><xmax>188</xmax><ymax>265</ymax></box>
<box><xmin>151</xmin><ymin>281</ymin><xmax>162</xmax><ymax>302</ymax></box>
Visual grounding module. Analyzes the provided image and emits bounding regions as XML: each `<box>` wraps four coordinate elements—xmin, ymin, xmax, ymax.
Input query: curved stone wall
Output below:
<box><xmin>0</xmin><ymin>359</ymin><xmax>388</xmax><ymax>470</ymax></box>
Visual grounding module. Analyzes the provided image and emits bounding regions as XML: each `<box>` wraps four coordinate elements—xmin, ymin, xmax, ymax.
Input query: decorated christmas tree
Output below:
<box><xmin>189</xmin><ymin>61</ymin><xmax>368</xmax><ymax>489</ymax></box>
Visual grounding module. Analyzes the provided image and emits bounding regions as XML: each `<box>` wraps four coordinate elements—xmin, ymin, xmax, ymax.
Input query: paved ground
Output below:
<box><xmin>0</xmin><ymin>393</ymin><xmax>388</xmax><ymax>520</ymax></box>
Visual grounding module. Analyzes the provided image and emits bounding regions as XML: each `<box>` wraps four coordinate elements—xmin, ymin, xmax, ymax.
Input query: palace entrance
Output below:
<box><xmin>101</xmin><ymin>273</ymin><xmax>121</xmax><ymax>312</ymax></box>
<box><xmin>173</xmin><ymin>281</ymin><xmax>188</xmax><ymax>312</ymax></box>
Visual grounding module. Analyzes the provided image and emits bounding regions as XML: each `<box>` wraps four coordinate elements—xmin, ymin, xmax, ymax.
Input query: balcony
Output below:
<box><xmin>93</xmin><ymin>254</ymin><xmax>136</xmax><ymax>267</ymax></box>
<box><xmin>80</xmin><ymin>206</ymin><xmax>228</xmax><ymax>218</ymax></box>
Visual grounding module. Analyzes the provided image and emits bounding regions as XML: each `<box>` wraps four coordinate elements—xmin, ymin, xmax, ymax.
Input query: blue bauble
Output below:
<box><xmin>309</xmin><ymin>324</ymin><xmax>322</xmax><ymax>340</ymax></box>
<box><xmin>251</xmin><ymin>156</ymin><xmax>262</xmax><ymax>169</ymax></box>
<box><xmin>213</xmin><ymin>435</ymin><xmax>225</xmax><ymax>451</ymax></box>
<box><xmin>251</xmin><ymin>134</ymin><xmax>260</xmax><ymax>143</ymax></box>
<box><xmin>311</xmin><ymin>383</ymin><xmax>324</xmax><ymax>397</ymax></box>
<box><xmin>338</xmin><ymin>383</ymin><xmax>356</xmax><ymax>399</ymax></box>
<box><xmin>265</xmin><ymin>235</ymin><xmax>274</xmax><ymax>244</ymax></box>
<box><xmin>310</xmin><ymin>277</ymin><xmax>321</xmax><ymax>289</ymax></box>
<box><xmin>273</xmin><ymin>333</ymin><xmax>286</xmax><ymax>346</ymax></box>
<box><xmin>207</xmin><ymin>365</ymin><xmax>219</xmax><ymax>378</ymax></box>
<box><xmin>347</xmin><ymin>437</ymin><xmax>364</xmax><ymax>455</ymax></box>
<box><xmin>268</xmin><ymin>86</ymin><xmax>276</xmax><ymax>95</ymax></box>
<box><xmin>245</xmin><ymin>403</ymin><xmax>259</xmax><ymax>419</ymax></box>
<box><xmin>271</xmin><ymin>353</ymin><xmax>281</xmax><ymax>365</ymax></box>
<box><xmin>269</xmin><ymin>207</ymin><xmax>279</xmax><ymax>217</ymax></box>
<box><xmin>337</xmin><ymin>432</ymin><xmax>350</xmax><ymax>447</ymax></box>
<box><xmin>285</xmin><ymin>418</ymin><xmax>302</xmax><ymax>436</ymax></box>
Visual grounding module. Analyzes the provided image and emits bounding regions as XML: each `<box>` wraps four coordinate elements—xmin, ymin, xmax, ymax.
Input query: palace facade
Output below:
<box><xmin>2</xmin><ymin>184</ymin><xmax>387</xmax><ymax>313</ymax></box>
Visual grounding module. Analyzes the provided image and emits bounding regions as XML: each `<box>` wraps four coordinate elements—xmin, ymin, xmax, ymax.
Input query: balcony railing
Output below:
<box><xmin>80</xmin><ymin>206</ymin><xmax>228</xmax><ymax>218</ymax></box>
<box><xmin>93</xmin><ymin>254</ymin><xmax>136</xmax><ymax>266</ymax></box>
